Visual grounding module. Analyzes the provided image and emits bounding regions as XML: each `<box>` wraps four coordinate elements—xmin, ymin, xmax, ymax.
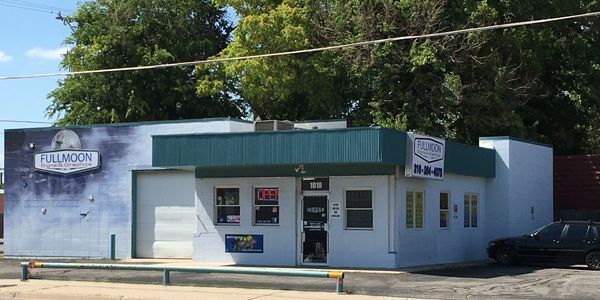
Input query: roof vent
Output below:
<box><xmin>254</xmin><ymin>120</ymin><xmax>294</xmax><ymax>131</ymax></box>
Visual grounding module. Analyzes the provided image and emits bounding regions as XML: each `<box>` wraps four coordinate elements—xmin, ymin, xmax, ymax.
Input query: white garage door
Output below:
<box><xmin>136</xmin><ymin>171</ymin><xmax>195</xmax><ymax>258</ymax></box>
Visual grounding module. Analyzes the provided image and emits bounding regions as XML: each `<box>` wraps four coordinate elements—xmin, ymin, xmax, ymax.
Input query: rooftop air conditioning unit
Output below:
<box><xmin>254</xmin><ymin>120</ymin><xmax>294</xmax><ymax>131</ymax></box>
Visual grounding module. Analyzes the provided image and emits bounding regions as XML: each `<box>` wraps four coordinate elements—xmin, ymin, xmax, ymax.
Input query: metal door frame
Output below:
<box><xmin>298</xmin><ymin>192</ymin><xmax>329</xmax><ymax>266</ymax></box>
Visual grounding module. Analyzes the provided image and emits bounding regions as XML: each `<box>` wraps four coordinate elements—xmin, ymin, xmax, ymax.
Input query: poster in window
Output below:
<box><xmin>216</xmin><ymin>188</ymin><xmax>239</xmax><ymax>205</ymax></box>
<box><xmin>217</xmin><ymin>206</ymin><xmax>240</xmax><ymax>224</ymax></box>
<box><xmin>225</xmin><ymin>234</ymin><xmax>264</xmax><ymax>253</ymax></box>
<box><xmin>255</xmin><ymin>206</ymin><xmax>279</xmax><ymax>224</ymax></box>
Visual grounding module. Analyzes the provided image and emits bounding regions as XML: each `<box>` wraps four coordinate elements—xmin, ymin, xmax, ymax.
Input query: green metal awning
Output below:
<box><xmin>152</xmin><ymin>127</ymin><xmax>495</xmax><ymax>178</ymax></box>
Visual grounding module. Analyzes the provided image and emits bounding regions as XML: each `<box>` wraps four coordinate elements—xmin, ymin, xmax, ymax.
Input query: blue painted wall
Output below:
<box><xmin>3</xmin><ymin>119</ymin><xmax>251</xmax><ymax>258</ymax></box>
<box><xmin>4</xmin><ymin>126</ymin><xmax>136</xmax><ymax>257</ymax></box>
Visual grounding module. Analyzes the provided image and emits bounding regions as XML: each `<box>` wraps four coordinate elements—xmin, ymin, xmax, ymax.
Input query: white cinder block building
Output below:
<box><xmin>3</xmin><ymin>118</ymin><xmax>552</xmax><ymax>267</ymax></box>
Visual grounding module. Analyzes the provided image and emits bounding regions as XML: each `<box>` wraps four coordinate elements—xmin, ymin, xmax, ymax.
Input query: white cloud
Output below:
<box><xmin>26</xmin><ymin>47</ymin><xmax>69</xmax><ymax>60</ymax></box>
<box><xmin>0</xmin><ymin>50</ymin><xmax>13</xmax><ymax>62</ymax></box>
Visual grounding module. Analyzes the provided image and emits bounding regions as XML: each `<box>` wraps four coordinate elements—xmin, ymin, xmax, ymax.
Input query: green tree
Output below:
<box><xmin>199</xmin><ymin>0</ymin><xmax>600</xmax><ymax>154</ymax></box>
<box><xmin>48</xmin><ymin>0</ymin><xmax>243</xmax><ymax>125</ymax></box>
<box><xmin>197</xmin><ymin>0</ymin><xmax>351</xmax><ymax>120</ymax></box>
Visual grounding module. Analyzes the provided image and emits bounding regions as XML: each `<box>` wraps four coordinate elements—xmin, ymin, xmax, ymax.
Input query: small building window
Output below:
<box><xmin>254</xmin><ymin>187</ymin><xmax>279</xmax><ymax>225</ymax></box>
<box><xmin>215</xmin><ymin>187</ymin><xmax>240</xmax><ymax>225</ymax></box>
<box><xmin>439</xmin><ymin>192</ymin><xmax>449</xmax><ymax>229</ymax></box>
<box><xmin>406</xmin><ymin>191</ymin><xmax>424</xmax><ymax>229</ymax></box>
<box><xmin>345</xmin><ymin>190</ymin><xmax>373</xmax><ymax>229</ymax></box>
<box><xmin>464</xmin><ymin>193</ymin><xmax>478</xmax><ymax>228</ymax></box>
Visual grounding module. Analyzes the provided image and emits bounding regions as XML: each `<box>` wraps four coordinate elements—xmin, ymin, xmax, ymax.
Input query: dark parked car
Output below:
<box><xmin>487</xmin><ymin>221</ymin><xmax>600</xmax><ymax>270</ymax></box>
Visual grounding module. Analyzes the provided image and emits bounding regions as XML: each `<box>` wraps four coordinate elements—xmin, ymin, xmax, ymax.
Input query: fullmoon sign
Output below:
<box><xmin>405</xmin><ymin>132</ymin><xmax>445</xmax><ymax>180</ymax></box>
<box><xmin>34</xmin><ymin>150</ymin><xmax>101</xmax><ymax>175</ymax></box>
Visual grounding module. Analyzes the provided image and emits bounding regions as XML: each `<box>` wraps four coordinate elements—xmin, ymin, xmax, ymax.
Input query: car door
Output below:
<box><xmin>558</xmin><ymin>224</ymin><xmax>591</xmax><ymax>263</ymax></box>
<box><xmin>518</xmin><ymin>223</ymin><xmax>565</xmax><ymax>261</ymax></box>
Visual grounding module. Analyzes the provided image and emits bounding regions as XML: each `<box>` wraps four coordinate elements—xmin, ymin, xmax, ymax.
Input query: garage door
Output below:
<box><xmin>136</xmin><ymin>171</ymin><xmax>195</xmax><ymax>258</ymax></box>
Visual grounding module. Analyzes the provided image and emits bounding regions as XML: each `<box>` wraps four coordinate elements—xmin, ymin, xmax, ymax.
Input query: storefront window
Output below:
<box><xmin>464</xmin><ymin>193</ymin><xmax>478</xmax><ymax>228</ymax></box>
<box><xmin>406</xmin><ymin>191</ymin><xmax>424</xmax><ymax>229</ymax></box>
<box><xmin>345</xmin><ymin>190</ymin><xmax>373</xmax><ymax>229</ymax></box>
<box><xmin>440</xmin><ymin>192</ymin><xmax>449</xmax><ymax>229</ymax></box>
<box><xmin>254</xmin><ymin>187</ymin><xmax>279</xmax><ymax>225</ymax></box>
<box><xmin>215</xmin><ymin>187</ymin><xmax>240</xmax><ymax>225</ymax></box>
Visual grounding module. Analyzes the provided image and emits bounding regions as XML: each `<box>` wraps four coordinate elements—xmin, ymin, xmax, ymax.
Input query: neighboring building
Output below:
<box><xmin>2</xmin><ymin>118</ymin><xmax>553</xmax><ymax>268</ymax></box>
<box><xmin>554</xmin><ymin>154</ymin><xmax>600</xmax><ymax>221</ymax></box>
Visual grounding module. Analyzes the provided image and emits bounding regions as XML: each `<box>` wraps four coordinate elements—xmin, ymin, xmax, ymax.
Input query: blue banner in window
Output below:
<box><xmin>225</xmin><ymin>234</ymin><xmax>264</xmax><ymax>253</ymax></box>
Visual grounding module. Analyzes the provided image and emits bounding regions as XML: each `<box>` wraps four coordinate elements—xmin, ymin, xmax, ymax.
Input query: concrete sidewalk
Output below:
<box><xmin>0</xmin><ymin>279</ymin><xmax>423</xmax><ymax>300</ymax></box>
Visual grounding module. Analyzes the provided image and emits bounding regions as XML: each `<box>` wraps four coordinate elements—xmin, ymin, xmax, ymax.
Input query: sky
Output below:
<box><xmin>0</xmin><ymin>0</ymin><xmax>78</xmax><ymax>168</ymax></box>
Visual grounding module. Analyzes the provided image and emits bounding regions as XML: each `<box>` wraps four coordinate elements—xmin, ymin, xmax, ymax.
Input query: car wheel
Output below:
<box><xmin>495</xmin><ymin>246</ymin><xmax>516</xmax><ymax>265</ymax></box>
<box><xmin>586</xmin><ymin>251</ymin><xmax>600</xmax><ymax>270</ymax></box>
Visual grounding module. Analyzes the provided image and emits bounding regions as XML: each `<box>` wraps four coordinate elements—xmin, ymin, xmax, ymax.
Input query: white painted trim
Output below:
<box><xmin>343</xmin><ymin>187</ymin><xmax>375</xmax><ymax>230</ymax></box>
<box><xmin>213</xmin><ymin>185</ymin><xmax>241</xmax><ymax>226</ymax></box>
<box><xmin>299</xmin><ymin>194</ymin><xmax>330</xmax><ymax>266</ymax></box>
<box><xmin>463</xmin><ymin>192</ymin><xmax>480</xmax><ymax>229</ymax></box>
<box><xmin>439</xmin><ymin>191</ymin><xmax>450</xmax><ymax>230</ymax></box>
<box><xmin>405</xmin><ymin>190</ymin><xmax>426</xmax><ymax>230</ymax></box>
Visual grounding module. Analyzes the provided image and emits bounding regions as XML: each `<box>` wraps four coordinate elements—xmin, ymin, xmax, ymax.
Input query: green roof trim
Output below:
<box><xmin>479</xmin><ymin>136</ymin><xmax>553</xmax><ymax>148</ymax></box>
<box><xmin>445</xmin><ymin>141</ymin><xmax>496</xmax><ymax>177</ymax></box>
<box><xmin>153</xmin><ymin>127</ymin><xmax>405</xmax><ymax>168</ymax></box>
<box><xmin>153</xmin><ymin>127</ymin><xmax>496</xmax><ymax>178</ymax></box>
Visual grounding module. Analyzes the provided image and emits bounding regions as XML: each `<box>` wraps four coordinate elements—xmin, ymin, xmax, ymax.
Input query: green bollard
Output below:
<box><xmin>20</xmin><ymin>263</ymin><xmax>28</xmax><ymax>281</ymax></box>
<box><xmin>163</xmin><ymin>269</ymin><xmax>170</xmax><ymax>285</ymax></box>
<box><xmin>109</xmin><ymin>233</ymin><xmax>116</xmax><ymax>260</ymax></box>
<box><xmin>336</xmin><ymin>276</ymin><xmax>344</xmax><ymax>294</ymax></box>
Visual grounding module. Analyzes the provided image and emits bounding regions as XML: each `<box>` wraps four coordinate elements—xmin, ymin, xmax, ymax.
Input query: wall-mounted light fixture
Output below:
<box><xmin>88</xmin><ymin>194</ymin><xmax>95</xmax><ymax>203</ymax></box>
<box><xmin>28</xmin><ymin>142</ymin><xmax>35</xmax><ymax>150</ymax></box>
<box><xmin>294</xmin><ymin>164</ymin><xmax>306</xmax><ymax>174</ymax></box>
<box><xmin>41</xmin><ymin>208</ymin><xmax>47</xmax><ymax>215</ymax></box>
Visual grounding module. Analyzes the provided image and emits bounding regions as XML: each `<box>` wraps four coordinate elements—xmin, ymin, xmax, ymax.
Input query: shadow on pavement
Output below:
<box><xmin>410</xmin><ymin>263</ymin><xmax>541</xmax><ymax>279</ymax></box>
<box><xmin>410</xmin><ymin>261</ymin><xmax>592</xmax><ymax>279</ymax></box>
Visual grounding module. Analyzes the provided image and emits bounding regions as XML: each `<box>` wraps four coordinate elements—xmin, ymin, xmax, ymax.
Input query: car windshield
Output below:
<box><xmin>531</xmin><ymin>224</ymin><xmax>550</xmax><ymax>235</ymax></box>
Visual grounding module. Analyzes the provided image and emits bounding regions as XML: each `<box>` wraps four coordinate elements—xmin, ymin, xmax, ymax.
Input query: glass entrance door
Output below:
<box><xmin>302</xmin><ymin>195</ymin><xmax>328</xmax><ymax>264</ymax></box>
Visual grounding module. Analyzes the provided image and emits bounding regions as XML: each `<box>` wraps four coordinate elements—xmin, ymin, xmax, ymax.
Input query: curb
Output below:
<box><xmin>0</xmin><ymin>279</ymin><xmax>427</xmax><ymax>300</ymax></box>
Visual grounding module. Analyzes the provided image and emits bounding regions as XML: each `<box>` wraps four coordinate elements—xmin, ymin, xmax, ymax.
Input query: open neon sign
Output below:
<box><xmin>256</xmin><ymin>188</ymin><xmax>279</xmax><ymax>202</ymax></box>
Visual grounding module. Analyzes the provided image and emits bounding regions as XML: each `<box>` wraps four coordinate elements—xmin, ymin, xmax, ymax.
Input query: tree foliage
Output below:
<box><xmin>198</xmin><ymin>0</ymin><xmax>600</xmax><ymax>154</ymax></box>
<box><xmin>48</xmin><ymin>0</ymin><xmax>243</xmax><ymax>125</ymax></box>
<box><xmin>197</xmin><ymin>0</ymin><xmax>352</xmax><ymax>120</ymax></box>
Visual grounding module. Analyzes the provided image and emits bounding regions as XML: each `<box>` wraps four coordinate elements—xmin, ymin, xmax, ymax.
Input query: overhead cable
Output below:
<box><xmin>0</xmin><ymin>1</ymin><xmax>53</xmax><ymax>13</ymax></box>
<box><xmin>0</xmin><ymin>119</ymin><xmax>54</xmax><ymax>124</ymax></box>
<box><xmin>0</xmin><ymin>0</ymin><xmax>73</xmax><ymax>13</ymax></box>
<box><xmin>1</xmin><ymin>11</ymin><xmax>599</xmax><ymax>81</ymax></box>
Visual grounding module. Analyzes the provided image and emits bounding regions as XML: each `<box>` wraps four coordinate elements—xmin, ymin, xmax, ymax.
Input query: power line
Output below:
<box><xmin>1</xmin><ymin>11</ymin><xmax>599</xmax><ymax>81</ymax></box>
<box><xmin>0</xmin><ymin>0</ymin><xmax>73</xmax><ymax>13</ymax></box>
<box><xmin>6</xmin><ymin>0</ymin><xmax>73</xmax><ymax>12</ymax></box>
<box><xmin>0</xmin><ymin>2</ymin><xmax>54</xmax><ymax>13</ymax></box>
<box><xmin>0</xmin><ymin>120</ymin><xmax>54</xmax><ymax>124</ymax></box>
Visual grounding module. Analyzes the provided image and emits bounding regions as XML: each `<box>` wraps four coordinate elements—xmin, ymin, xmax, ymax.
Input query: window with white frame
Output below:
<box><xmin>464</xmin><ymin>193</ymin><xmax>478</xmax><ymax>228</ymax></box>
<box><xmin>254</xmin><ymin>187</ymin><xmax>279</xmax><ymax>225</ymax></box>
<box><xmin>345</xmin><ymin>189</ymin><xmax>373</xmax><ymax>229</ymax></box>
<box><xmin>439</xmin><ymin>192</ymin><xmax>449</xmax><ymax>229</ymax></box>
<box><xmin>406</xmin><ymin>191</ymin><xmax>424</xmax><ymax>229</ymax></box>
<box><xmin>215</xmin><ymin>187</ymin><xmax>240</xmax><ymax>225</ymax></box>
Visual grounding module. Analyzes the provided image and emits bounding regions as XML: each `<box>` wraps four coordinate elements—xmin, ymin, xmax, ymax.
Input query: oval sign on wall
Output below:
<box><xmin>34</xmin><ymin>150</ymin><xmax>101</xmax><ymax>175</ymax></box>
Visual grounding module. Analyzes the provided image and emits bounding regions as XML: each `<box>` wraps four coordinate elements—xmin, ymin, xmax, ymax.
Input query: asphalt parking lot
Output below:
<box><xmin>0</xmin><ymin>256</ymin><xmax>599</xmax><ymax>300</ymax></box>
